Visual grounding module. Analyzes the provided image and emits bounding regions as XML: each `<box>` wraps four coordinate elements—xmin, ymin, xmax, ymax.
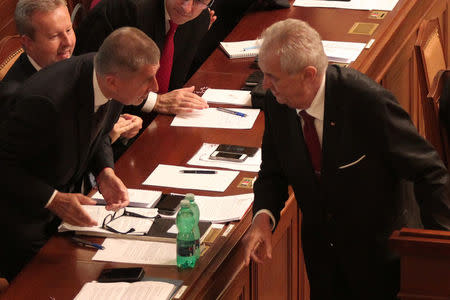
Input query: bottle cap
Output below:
<box><xmin>180</xmin><ymin>199</ymin><xmax>190</xmax><ymax>207</ymax></box>
<box><xmin>185</xmin><ymin>193</ymin><xmax>195</xmax><ymax>201</ymax></box>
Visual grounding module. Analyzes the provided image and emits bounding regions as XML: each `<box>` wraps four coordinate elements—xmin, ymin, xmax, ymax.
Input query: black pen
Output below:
<box><xmin>72</xmin><ymin>237</ymin><xmax>105</xmax><ymax>250</ymax></box>
<box><xmin>179</xmin><ymin>170</ymin><xmax>217</xmax><ymax>174</ymax></box>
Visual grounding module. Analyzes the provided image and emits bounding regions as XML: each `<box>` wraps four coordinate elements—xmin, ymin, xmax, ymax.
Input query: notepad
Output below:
<box><xmin>220</xmin><ymin>40</ymin><xmax>261</xmax><ymax>59</ymax></box>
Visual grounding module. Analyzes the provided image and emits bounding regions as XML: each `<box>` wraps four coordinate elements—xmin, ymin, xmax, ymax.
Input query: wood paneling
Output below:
<box><xmin>0</xmin><ymin>0</ymin><xmax>18</xmax><ymax>40</ymax></box>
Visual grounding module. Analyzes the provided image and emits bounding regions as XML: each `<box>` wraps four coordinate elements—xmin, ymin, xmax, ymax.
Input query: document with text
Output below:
<box><xmin>171</xmin><ymin>108</ymin><xmax>260</xmax><ymax>129</ymax></box>
<box><xmin>92</xmin><ymin>238</ymin><xmax>176</xmax><ymax>265</ymax></box>
<box><xmin>322</xmin><ymin>40</ymin><xmax>366</xmax><ymax>63</ymax></box>
<box><xmin>143</xmin><ymin>164</ymin><xmax>239</xmax><ymax>192</ymax></box>
<box><xmin>74</xmin><ymin>280</ymin><xmax>178</xmax><ymax>300</ymax></box>
<box><xmin>293</xmin><ymin>0</ymin><xmax>399</xmax><ymax>11</ymax></box>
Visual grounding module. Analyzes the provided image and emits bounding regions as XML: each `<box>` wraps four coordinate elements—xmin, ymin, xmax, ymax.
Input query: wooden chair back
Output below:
<box><xmin>415</xmin><ymin>18</ymin><xmax>448</xmax><ymax>165</ymax></box>
<box><xmin>0</xmin><ymin>35</ymin><xmax>23</xmax><ymax>80</ymax></box>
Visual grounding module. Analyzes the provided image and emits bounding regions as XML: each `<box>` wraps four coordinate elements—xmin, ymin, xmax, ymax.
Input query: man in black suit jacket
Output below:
<box><xmin>75</xmin><ymin>0</ymin><xmax>210</xmax><ymax>122</ymax></box>
<box><xmin>0</xmin><ymin>27</ymin><xmax>160</xmax><ymax>280</ymax></box>
<box><xmin>3</xmin><ymin>0</ymin><xmax>143</xmax><ymax>155</ymax></box>
<box><xmin>242</xmin><ymin>19</ymin><xmax>450</xmax><ymax>300</ymax></box>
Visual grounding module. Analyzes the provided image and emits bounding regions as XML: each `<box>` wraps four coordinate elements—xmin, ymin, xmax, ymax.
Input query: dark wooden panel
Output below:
<box><xmin>0</xmin><ymin>0</ymin><xmax>18</xmax><ymax>40</ymax></box>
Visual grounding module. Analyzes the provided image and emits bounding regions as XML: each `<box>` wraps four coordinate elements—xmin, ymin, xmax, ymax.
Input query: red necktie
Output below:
<box><xmin>299</xmin><ymin>110</ymin><xmax>322</xmax><ymax>177</ymax></box>
<box><xmin>156</xmin><ymin>20</ymin><xmax>178</xmax><ymax>93</ymax></box>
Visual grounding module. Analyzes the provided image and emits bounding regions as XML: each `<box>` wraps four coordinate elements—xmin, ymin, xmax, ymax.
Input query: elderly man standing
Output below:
<box><xmin>242</xmin><ymin>19</ymin><xmax>450</xmax><ymax>299</ymax></box>
<box><xmin>0</xmin><ymin>27</ymin><xmax>160</xmax><ymax>281</ymax></box>
<box><xmin>74</xmin><ymin>0</ymin><xmax>211</xmax><ymax>120</ymax></box>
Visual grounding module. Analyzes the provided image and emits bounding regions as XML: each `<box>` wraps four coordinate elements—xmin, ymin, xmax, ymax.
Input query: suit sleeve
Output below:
<box><xmin>253</xmin><ymin>96</ymin><xmax>289</xmax><ymax>228</ymax></box>
<box><xmin>74</xmin><ymin>0</ymin><xmax>138</xmax><ymax>54</ymax></box>
<box><xmin>0</xmin><ymin>96</ymin><xmax>57</xmax><ymax>210</ymax></box>
<box><xmin>373</xmin><ymin>89</ymin><xmax>450</xmax><ymax>230</ymax></box>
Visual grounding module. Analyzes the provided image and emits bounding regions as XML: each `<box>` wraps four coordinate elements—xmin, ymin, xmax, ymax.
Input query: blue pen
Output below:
<box><xmin>216</xmin><ymin>107</ymin><xmax>247</xmax><ymax>117</ymax></box>
<box><xmin>72</xmin><ymin>237</ymin><xmax>105</xmax><ymax>250</ymax></box>
<box><xmin>243</xmin><ymin>45</ymin><xmax>259</xmax><ymax>51</ymax></box>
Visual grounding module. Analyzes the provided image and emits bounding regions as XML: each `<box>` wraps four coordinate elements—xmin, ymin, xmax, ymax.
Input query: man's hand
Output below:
<box><xmin>47</xmin><ymin>192</ymin><xmax>98</xmax><ymax>226</ymax></box>
<box><xmin>96</xmin><ymin>167</ymin><xmax>129</xmax><ymax>210</ymax></box>
<box><xmin>155</xmin><ymin>86</ymin><xmax>209</xmax><ymax>115</ymax></box>
<box><xmin>242</xmin><ymin>213</ymin><xmax>273</xmax><ymax>266</ymax></box>
<box><xmin>120</xmin><ymin>114</ymin><xmax>142</xmax><ymax>139</ymax></box>
<box><xmin>109</xmin><ymin>116</ymin><xmax>133</xmax><ymax>143</ymax></box>
<box><xmin>208</xmin><ymin>8</ymin><xmax>217</xmax><ymax>30</ymax></box>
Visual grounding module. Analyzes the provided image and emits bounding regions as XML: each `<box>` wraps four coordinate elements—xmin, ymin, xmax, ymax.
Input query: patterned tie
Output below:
<box><xmin>299</xmin><ymin>110</ymin><xmax>322</xmax><ymax>177</ymax></box>
<box><xmin>156</xmin><ymin>20</ymin><xmax>178</xmax><ymax>93</ymax></box>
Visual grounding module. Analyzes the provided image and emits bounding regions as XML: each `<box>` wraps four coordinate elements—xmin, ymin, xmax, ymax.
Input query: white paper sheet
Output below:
<box><xmin>170</xmin><ymin>108</ymin><xmax>260</xmax><ymax>129</ymax></box>
<box><xmin>293</xmin><ymin>0</ymin><xmax>399</xmax><ymax>11</ymax></box>
<box><xmin>93</xmin><ymin>189</ymin><xmax>162</xmax><ymax>208</ymax></box>
<box><xmin>166</xmin><ymin>194</ymin><xmax>254</xmax><ymax>223</ymax></box>
<box><xmin>187</xmin><ymin>143</ymin><xmax>261</xmax><ymax>172</ymax></box>
<box><xmin>74</xmin><ymin>281</ymin><xmax>177</xmax><ymax>300</ymax></box>
<box><xmin>92</xmin><ymin>238</ymin><xmax>176</xmax><ymax>265</ymax></box>
<box><xmin>202</xmin><ymin>89</ymin><xmax>252</xmax><ymax>106</ymax></box>
<box><xmin>323</xmin><ymin>40</ymin><xmax>366</xmax><ymax>63</ymax></box>
<box><xmin>58</xmin><ymin>206</ymin><xmax>158</xmax><ymax>235</ymax></box>
<box><xmin>143</xmin><ymin>164</ymin><xmax>239</xmax><ymax>192</ymax></box>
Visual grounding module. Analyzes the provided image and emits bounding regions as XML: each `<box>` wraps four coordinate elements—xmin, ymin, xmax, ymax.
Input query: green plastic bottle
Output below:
<box><xmin>185</xmin><ymin>193</ymin><xmax>200</xmax><ymax>259</ymax></box>
<box><xmin>176</xmin><ymin>200</ymin><xmax>197</xmax><ymax>269</ymax></box>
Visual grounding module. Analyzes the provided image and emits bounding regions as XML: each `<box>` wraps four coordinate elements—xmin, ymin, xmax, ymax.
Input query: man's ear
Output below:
<box><xmin>302</xmin><ymin>66</ymin><xmax>318</xmax><ymax>82</ymax></box>
<box><xmin>105</xmin><ymin>74</ymin><xmax>119</xmax><ymax>93</ymax></box>
<box><xmin>20</xmin><ymin>35</ymin><xmax>33</xmax><ymax>53</ymax></box>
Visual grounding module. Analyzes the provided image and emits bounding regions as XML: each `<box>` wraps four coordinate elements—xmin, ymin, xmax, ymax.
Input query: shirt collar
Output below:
<box><xmin>93</xmin><ymin>68</ymin><xmax>110</xmax><ymax>112</ymax></box>
<box><xmin>164</xmin><ymin>0</ymin><xmax>170</xmax><ymax>33</ymax></box>
<box><xmin>296</xmin><ymin>72</ymin><xmax>326</xmax><ymax>121</ymax></box>
<box><xmin>27</xmin><ymin>55</ymin><xmax>42</xmax><ymax>71</ymax></box>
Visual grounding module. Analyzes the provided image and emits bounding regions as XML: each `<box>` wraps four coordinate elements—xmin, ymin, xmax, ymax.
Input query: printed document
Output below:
<box><xmin>92</xmin><ymin>189</ymin><xmax>162</xmax><ymax>208</ymax></box>
<box><xmin>202</xmin><ymin>88</ymin><xmax>252</xmax><ymax>106</ymax></box>
<box><xmin>323</xmin><ymin>40</ymin><xmax>366</xmax><ymax>63</ymax></box>
<box><xmin>166</xmin><ymin>193</ymin><xmax>254</xmax><ymax>223</ymax></box>
<box><xmin>293</xmin><ymin>0</ymin><xmax>399</xmax><ymax>11</ymax></box>
<box><xmin>171</xmin><ymin>108</ymin><xmax>260</xmax><ymax>129</ymax></box>
<box><xmin>188</xmin><ymin>143</ymin><xmax>261</xmax><ymax>172</ymax></box>
<box><xmin>74</xmin><ymin>281</ymin><xmax>178</xmax><ymax>300</ymax></box>
<box><xmin>92</xmin><ymin>238</ymin><xmax>176</xmax><ymax>265</ymax></box>
<box><xmin>143</xmin><ymin>164</ymin><xmax>239</xmax><ymax>192</ymax></box>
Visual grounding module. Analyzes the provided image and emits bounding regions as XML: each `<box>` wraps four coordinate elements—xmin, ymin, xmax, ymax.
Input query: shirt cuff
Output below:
<box><xmin>142</xmin><ymin>92</ymin><xmax>157</xmax><ymax>112</ymax></box>
<box><xmin>44</xmin><ymin>189</ymin><xmax>58</xmax><ymax>208</ymax></box>
<box><xmin>253</xmin><ymin>209</ymin><xmax>276</xmax><ymax>231</ymax></box>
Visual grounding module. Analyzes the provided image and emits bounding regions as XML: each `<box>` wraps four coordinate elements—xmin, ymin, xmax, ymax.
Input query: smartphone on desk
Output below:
<box><xmin>209</xmin><ymin>151</ymin><xmax>248</xmax><ymax>162</ymax></box>
<box><xmin>156</xmin><ymin>194</ymin><xmax>184</xmax><ymax>215</ymax></box>
<box><xmin>97</xmin><ymin>267</ymin><xmax>145</xmax><ymax>283</ymax></box>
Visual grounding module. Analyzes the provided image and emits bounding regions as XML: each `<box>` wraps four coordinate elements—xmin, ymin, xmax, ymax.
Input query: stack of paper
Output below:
<box><xmin>220</xmin><ymin>40</ymin><xmax>260</xmax><ymax>59</ymax></box>
<box><xmin>323</xmin><ymin>40</ymin><xmax>366</xmax><ymax>63</ymax></box>
<box><xmin>92</xmin><ymin>189</ymin><xmax>162</xmax><ymax>208</ymax></box>
<box><xmin>202</xmin><ymin>89</ymin><xmax>252</xmax><ymax>106</ymax></box>
<box><xmin>293</xmin><ymin>0</ymin><xmax>399</xmax><ymax>11</ymax></box>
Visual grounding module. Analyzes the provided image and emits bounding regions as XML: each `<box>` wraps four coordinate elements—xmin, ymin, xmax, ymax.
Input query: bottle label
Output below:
<box><xmin>177</xmin><ymin>243</ymin><xmax>195</xmax><ymax>257</ymax></box>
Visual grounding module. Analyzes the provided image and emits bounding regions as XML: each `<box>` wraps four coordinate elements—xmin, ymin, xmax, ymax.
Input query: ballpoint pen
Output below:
<box><xmin>179</xmin><ymin>170</ymin><xmax>217</xmax><ymax>174</ymax></box>
<box><xmin>72</xmin><ymin>237</ymin><xmax>105</xmax><ymax>250</ymax></box>
<box><xmin>243</xmin><ymin>45</ymin><xmax>260</xmax><ymax>51</ymax></box>
<box><xmin>216</xmin><ymin>107</ymin><xmax>247</xmax><ymax>117</ymax></box>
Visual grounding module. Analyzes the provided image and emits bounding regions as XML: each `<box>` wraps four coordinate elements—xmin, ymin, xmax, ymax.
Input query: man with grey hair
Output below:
<box><xmin>242</xmin><ymin>19</ymin><xmax>449</xmax><ymax>299</ymax></box>
<box><xmin>0</xmin><ymin>27</ymin><xmax>160</xmax><ymax>280</ymax></box>
<box><xmin>3</xmin><ymin>0</ymin><xmax>75</xmax><ymax>81</ymax></box>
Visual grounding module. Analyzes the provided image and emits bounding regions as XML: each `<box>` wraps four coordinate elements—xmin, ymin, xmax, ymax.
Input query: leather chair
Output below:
<box><xmin>0</xmin><ymin>35</ymin><xmax>23</xmax><ymax>81</ymax></box>
<box><xmin>415</xmin><ymin>18</ymin><xmax>449</xmax><ymax>167</ymax></box>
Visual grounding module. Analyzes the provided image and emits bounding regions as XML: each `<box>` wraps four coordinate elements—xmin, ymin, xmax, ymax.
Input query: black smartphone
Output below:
<box><xmin>97</xmin><ymin>267</ymin><xmax>145</xmax><ymax>283</ymax></box>
<box><xmin>156</xmin><ymin>194</ymin><xmax>184</xmax><ymax>215</ymax></box>
<box><xmin>216</xmin><ymin>144</ymin><xmax>259</xmax><ymax>157</ymax></box>
<box><xmin>209</xmin><ymin>151</ymin><xmax>248</xmax><ymax>162</ymax></box>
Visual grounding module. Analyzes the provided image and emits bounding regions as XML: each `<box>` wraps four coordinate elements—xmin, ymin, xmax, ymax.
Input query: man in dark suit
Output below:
<box><xmin>3</xmin><ymin>0</ymin><xmax>143</xmax><ymax>154</ymax></box>
<box><xmin>74</xmin><ymin>0</ymin><xmax>210</xmax><ymax>121</ymax></box>
<box><xmin>242</xmin><ymin>19</ymin><xmax>450</xmax><ymax>300</ymax></box>
<box><xmin>0</xmin><ymin>27</ymin><xmax>160</xmax><ymax>280</ymax></box>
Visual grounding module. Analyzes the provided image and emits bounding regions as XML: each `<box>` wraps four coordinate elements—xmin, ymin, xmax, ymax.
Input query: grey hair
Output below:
<box><xmin>15</xmin><ymin>0</ymin><xmax>67</xmax><ymax>38</ymax></box>
<box><xmin>94</xmin><ymin>27</ymin><xmax>160</xmax><ymax>77</ymax></box>
<box><xmin>259</xmin><ymin>18</ymin><xmax>328</xmax><ymax>75</ymax></box>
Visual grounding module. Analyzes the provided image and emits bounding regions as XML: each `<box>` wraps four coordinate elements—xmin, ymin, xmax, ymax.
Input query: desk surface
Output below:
<box><xmin>2</xmin><ymin>0</ymin><xmax>445</xmax><ymax>299</ymax></box>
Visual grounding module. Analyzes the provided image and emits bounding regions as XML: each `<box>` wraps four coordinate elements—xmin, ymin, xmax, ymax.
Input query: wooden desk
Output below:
<box><xmin>2</xmin><ymin>1</ymin><xmax>448</xmax><ymax>299</ymax></box>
